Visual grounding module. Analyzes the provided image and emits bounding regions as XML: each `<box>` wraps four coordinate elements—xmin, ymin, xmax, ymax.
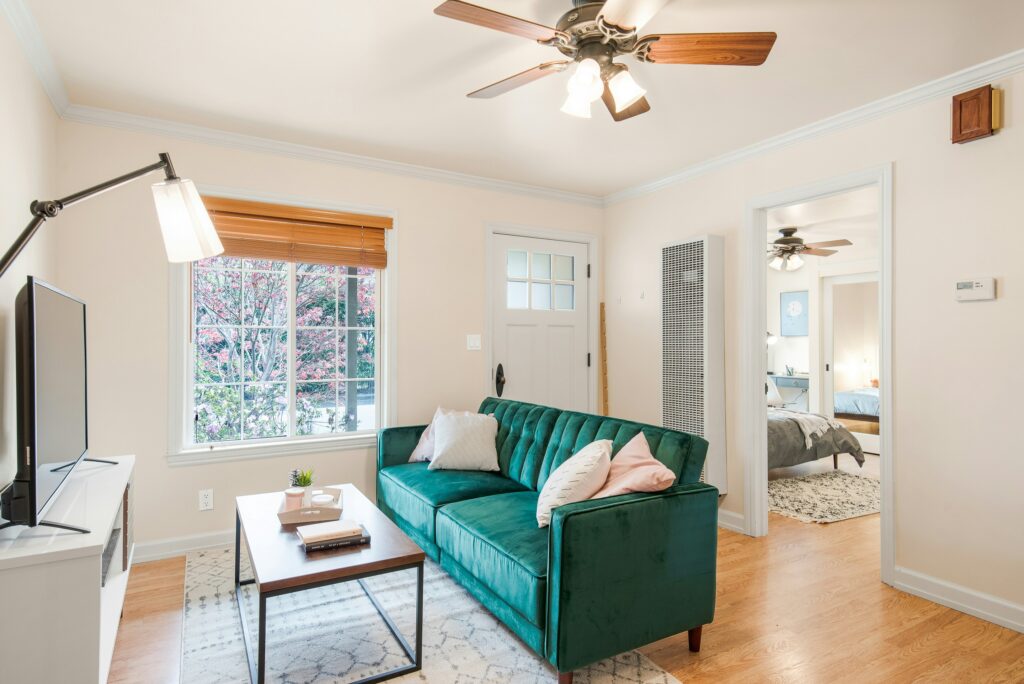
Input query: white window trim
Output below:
<box><xmin>167</xmin><ymin>185</ymin><xmax>398</xmax><ymax>466</ymax></box>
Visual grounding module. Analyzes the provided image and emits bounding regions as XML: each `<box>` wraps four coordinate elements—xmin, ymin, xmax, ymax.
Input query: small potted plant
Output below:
<box><xmin>285</xmin><ymin>468</ymin><xmax>315</xmax><ymax>509</ymax></box>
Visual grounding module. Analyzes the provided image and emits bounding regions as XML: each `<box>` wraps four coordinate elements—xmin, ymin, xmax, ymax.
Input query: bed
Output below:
<box><xmin>768</xmin><ymin>408</ymin><xmax>864</xmax><ymax>470</ymax></box>
<box><xmin>834</xmin><ymin>386</ymin><xmax>880</xmax><ymax>419</ymax></box>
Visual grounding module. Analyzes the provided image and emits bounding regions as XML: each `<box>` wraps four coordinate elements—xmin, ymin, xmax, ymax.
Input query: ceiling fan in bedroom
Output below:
<box><xmin>433</xmin><ymin>0</ymin><xmax>777</xmax><ymax>121</ymax></box>
<box><xmin>768</xmin><ymin>227</ymin><xmax>853</xmax><ymax>272</ymax></box>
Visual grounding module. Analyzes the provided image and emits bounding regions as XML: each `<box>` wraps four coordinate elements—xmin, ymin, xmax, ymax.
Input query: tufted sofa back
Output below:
<box><xmin>478</xmin><ymin>397</ymin><xmax>708</xmax><ymax>492</ymax></box>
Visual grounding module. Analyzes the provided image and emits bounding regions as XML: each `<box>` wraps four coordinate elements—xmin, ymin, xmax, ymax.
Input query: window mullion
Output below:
<box><xmin>287</xmin><ymin>262</ymin><xmax>297</xmax><ymax>437</ymax></box>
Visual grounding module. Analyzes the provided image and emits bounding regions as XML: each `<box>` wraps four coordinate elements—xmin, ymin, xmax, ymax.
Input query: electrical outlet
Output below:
<box><xmin>198</xmin><ymin>489</ymin><xmax>214</xmax><ymax>511</ymax></box>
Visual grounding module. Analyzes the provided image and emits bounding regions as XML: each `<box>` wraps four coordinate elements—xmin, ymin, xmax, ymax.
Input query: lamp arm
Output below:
<box><xmin>0</xmin><ymin>153</ymin><xmax>179</xmax><ymax>279</ymax></box>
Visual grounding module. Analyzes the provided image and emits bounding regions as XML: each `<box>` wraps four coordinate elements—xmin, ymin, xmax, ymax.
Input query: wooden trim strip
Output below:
<box><xmin>203</xmin><ymin>196</ymin><xmax>393</xmax><ymax>230</ymax></box>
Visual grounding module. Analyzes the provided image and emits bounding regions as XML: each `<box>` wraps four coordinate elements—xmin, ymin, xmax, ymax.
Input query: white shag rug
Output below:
<box><xmin>180</xmin><ymin>547</ymin><xmax>681</xmax><ymax>683</ymax></box>
<box><xmin>768</xmin><ymin>470</ymin><xmax>880</xmax><ymax>523</ymax></box>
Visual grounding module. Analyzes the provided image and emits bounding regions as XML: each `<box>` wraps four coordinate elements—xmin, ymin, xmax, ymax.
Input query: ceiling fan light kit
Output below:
<box><xmin>767</xmin><ymin>227</ymin><xmax>853</xmax><ymax>271</ymax></box>
<box><xmin>433</xmin><ymin>0</ymin><xmax>777</xmax><ymax>122</ymax></box>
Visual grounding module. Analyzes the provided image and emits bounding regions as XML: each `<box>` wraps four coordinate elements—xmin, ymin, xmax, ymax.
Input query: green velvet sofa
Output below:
<box><xmin>376</xmin><ymin>397</ymin><xmax>718</xmax><ymax>682</ymax></box>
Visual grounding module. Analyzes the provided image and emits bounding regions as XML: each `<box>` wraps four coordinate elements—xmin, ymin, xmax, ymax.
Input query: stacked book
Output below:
<box><xmin>296</xmin><ymin>519</ymin><xmax>370</xmax><ymax>552</ymax></box>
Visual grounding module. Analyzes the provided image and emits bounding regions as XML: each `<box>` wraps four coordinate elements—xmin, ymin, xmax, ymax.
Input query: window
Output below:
<box><xmin>506</xmin><ymin>249</ymin><xmax>575</xmax><ymax>311</ymax></box>
<box><xmin>173</xmin><ymin>196</ymin><xmax>391</xmax><ymax>459</ymax></box>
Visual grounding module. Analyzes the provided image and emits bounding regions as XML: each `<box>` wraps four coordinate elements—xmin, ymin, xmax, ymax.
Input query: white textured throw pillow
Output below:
<box><xmin>536</xmin><ymin>440</ymin><xmax>612</xmax><ymax>528</ymax></box>
<box><xmin>409</xmin><ymin>407</ymin><xmax>474</xmax><ymax>462</ymax></box>
<box><xmin>428</xmin><ymin>413</ymin><xmax>500</xmax><ymax>472</ymax></box>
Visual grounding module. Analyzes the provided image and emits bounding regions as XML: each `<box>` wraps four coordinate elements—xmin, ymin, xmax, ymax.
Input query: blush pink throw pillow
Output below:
<box><xmin>591</xmin><ymin>432</ymin><xmax>676</xmax><ymax>498</ymax></box>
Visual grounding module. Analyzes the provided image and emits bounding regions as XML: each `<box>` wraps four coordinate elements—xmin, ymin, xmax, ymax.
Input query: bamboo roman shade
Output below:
<box><xmin>201</xmin><ymin>196</ymin><xmax>393</xmax><ymax>269</ymax></box>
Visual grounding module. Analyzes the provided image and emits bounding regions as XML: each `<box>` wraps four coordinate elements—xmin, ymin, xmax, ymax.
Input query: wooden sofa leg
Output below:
<box><xmin>557</xmin><ymin>672</ymin><xmax>574</xmax><ymax>684</ymax></box>
<box><xmin>688</xmin><ymin>625</ymin><xmax>703</xmax><ymax>652</ymax></box>
<box><xmin>833</xmin><ymin>453</ymin><xmax>839</xmax><ymax>469</ymax></box>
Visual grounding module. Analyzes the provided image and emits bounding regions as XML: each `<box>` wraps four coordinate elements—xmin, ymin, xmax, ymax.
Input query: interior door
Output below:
<box><xmin>823</xmin><ymin>273</ymin><xmax>881</xmax><ymax>454</ymax></box>
<box><xmin>491</xmin><ymin>233</ymin><xmax>590</xmax><ymax>411</ymax></box>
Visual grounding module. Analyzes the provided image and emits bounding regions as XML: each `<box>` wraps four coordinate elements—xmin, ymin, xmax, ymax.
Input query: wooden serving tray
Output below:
<box><xmin>277</xmin><ymin>487</ymin><xmax>344</xmax><ymax>525</ymax></box>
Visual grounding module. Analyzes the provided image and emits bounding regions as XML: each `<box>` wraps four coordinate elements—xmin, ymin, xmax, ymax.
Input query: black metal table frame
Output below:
<box><xmin>234</xmin><ymin>510</ymin><xmax>424</xmax><ymax>684</ymax></box>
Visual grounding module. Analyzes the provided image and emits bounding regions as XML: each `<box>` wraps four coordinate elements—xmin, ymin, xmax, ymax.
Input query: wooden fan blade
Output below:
<box><xmin>802</xmin><ymin>248</ymin><xmax>837</xmax><ymax>257</ymax></box>
<box><xmin>803</xmin><ymin>239</ymin><xmax>853</xmax><ymax>249</ymax></box>
<box><xmin>468</xmin><ymin>61</ymin><xmax>569</xmax><ymax>98</ymax></box>
<box><xmin>639</xmin><ymin>32</ymin><xmax>777</xmax><ymax>65</ymax></box>
<box><xmin>601</xmin><ymin>82</ymin><xmax>651</xmax><ymax>121</ymax></box>
<box><xmin>435</xmin><ymin>1</ymin><xmax>561</xmax><ymax>42</ymax></box>
<box><xmin>598</xmin><ymin>0</ymin><xmax>669</xmax><ymax>32</ymax></box>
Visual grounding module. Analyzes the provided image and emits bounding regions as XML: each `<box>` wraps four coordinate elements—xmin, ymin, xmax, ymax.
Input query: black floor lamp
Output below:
<box><xmin>0</xmin><ymin>152</ymin><xmax>223</xmax><ymax>277</ymax></box>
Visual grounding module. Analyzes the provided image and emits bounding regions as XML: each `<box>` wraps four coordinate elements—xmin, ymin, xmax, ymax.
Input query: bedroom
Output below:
<box><xmin>764</xmin><ymin>184</ymin><xmax>882</xmax><ymax>525</ymax></box>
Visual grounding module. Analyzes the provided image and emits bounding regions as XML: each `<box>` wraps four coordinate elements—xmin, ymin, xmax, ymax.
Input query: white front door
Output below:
<box><xmin>490</xmin><ymin>233</ymin><xmax>590</xmax><ymax>411</ymax></box>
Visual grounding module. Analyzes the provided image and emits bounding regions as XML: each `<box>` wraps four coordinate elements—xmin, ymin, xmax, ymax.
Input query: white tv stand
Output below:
<box><xmin>0</xmin><ymin>455</ymin><xmax>134</xmax><ymax>683</ymax></box>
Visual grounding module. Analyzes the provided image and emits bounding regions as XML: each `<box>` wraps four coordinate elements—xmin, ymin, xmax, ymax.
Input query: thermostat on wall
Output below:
<box><xmin>954</xmin><ymin>277</ymin><xmax>995</xmax><ymax>301</ymax></box>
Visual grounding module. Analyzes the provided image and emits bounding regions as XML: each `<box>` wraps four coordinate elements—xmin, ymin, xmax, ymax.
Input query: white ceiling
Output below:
<box><xmin>24</xmin><ymin>0</ymin><xmax>1024</xmax><ymax>196</ymax></box>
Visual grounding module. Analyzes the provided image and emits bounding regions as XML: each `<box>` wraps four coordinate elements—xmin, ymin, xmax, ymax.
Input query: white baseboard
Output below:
<box><xmin>894</xmin><ymin>566</ymin><xmax>1024</xmax><ymax>634</ymax></box>
<box><xmin>133</xmin><ymin>529</ymin><xmax>234</xmax><ymax>563</ymax></box>
<box><xmin>717</xmin><ymin>508</ymin><xmax>746</xmax><ymax>534</ymax></box>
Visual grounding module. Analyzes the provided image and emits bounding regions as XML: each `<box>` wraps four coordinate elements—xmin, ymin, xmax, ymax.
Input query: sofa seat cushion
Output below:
<box><xmin>378</xmin><ymin>463</ymin><xmax>527</xmax><ymax>541</ymax></box>
<box><xmin>436</xmin><ymin>491</ymin><xmax>549</xmax><ymax>626</ymax></box>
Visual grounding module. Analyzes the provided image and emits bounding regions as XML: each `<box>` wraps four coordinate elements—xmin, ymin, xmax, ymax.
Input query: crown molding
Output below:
<box><xmin>606</xmin><ymin>48</ymin><xmax>1024</xmax><ymax>205</ymax></box>
<box><xmin>61</xmin><ymin>104</ymin><xmax>603</xmax><ymax>207</ymax></box>
<box><xmin>1</xmin><ymin>0</ymin><xmax>68</xmax><ymax>113</ymax></box>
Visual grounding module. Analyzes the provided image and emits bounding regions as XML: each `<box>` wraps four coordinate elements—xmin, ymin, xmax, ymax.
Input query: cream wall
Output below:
<box><xmin>605</xmin><ymin>72</ymin><xmax>1024</xmax><ymax>606</ymax></box>
<box><xmin>0</xmin><ymin>19</ymin><xmax>58</xmax><ymax>486</ymax></box>
<box><xmin>53</xmin><ymin>122</ymin><xmax>602</xmax><ymax>544</ymax></box>
<box><xmin>832</xmin><ymin>281</ymin><xmax>880</xmax><ymax>392</ymax></box>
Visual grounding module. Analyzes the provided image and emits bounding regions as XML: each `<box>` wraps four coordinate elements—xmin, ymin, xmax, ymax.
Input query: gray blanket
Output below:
<box><xmin>767</xmin><ymin>408</ymin><xmax>864</xmax><ymax>470</ymax></box>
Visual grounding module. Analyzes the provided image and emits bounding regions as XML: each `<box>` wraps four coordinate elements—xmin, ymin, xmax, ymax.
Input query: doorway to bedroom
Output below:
<box><xmin>749</xmin><ymin>168</ymin><xmax>893</xmax><ymax>581</ymax></box>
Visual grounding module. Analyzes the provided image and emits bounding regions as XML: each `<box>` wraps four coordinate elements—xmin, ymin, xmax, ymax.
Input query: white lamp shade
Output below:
<box><xmin>768</xmin><ymin>255</ymin><xmax>785</xmax><ymax>271</ymax></box>
<box><xmin>566</xmin><ymin>58</ymin><xmax>604</xmax><ymax>103</ymax></box>
<box><xmin>560</xmin><ymin>91</ymin><xmax>593</xmax><ymax>118</ymax></box>
<box><xmin>786</xmin><ymin>253</ymin><xmax>805</xmax><ymax>271</ymax></box>
<box><xmin>151</xmin><ymin>178</ymin><xmax>223</xmax><ymax>263</ymax></box>
<box><xmin>608</xmin><ymin>69</ymin><xmax>646</xmax><ymax>112</ymax></box>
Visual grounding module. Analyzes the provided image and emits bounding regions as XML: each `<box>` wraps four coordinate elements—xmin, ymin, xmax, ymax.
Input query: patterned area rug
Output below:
<box><xmin>768</xmin><ymin>470</ymin><xmax>880</xmax><ymax>523</ymax></box>
<box><xmin>180</xmin><ymin>546</ymin><xmax>681</xmax><ymax>683</ymax></box>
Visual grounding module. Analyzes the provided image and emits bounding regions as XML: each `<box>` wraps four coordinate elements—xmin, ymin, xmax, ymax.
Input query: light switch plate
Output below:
<box><xmin>466</xmin><ymin>334</ymin><xmax>481</xmax><ymax>351</ymax></box>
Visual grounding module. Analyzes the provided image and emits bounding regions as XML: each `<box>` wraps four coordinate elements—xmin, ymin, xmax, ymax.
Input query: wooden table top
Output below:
<box><xmin>236</xmin><ymin>483</ymin><xmax>424</xmax><ymax>593</ymax></box>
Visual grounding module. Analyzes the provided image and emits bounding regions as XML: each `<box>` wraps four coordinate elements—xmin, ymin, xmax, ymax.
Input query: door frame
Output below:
<box><xmin>821</xmin><ymin>271</ymin><xmax>881</xmax><ymax>454</ymax></box>
<box><xmin>484</xmin><ymin>223</ymin><xmax>601</xmax><ymax>413</ymax></box>
<box><xmin>741</xmin><ymin>164</ymin><xmax>895</xmax><ymax>586</ymax></box>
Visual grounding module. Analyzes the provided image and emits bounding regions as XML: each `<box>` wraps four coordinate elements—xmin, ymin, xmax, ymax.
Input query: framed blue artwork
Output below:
<box><xmin>780</xmin><ymin>290</ymin><xmax>809</xmax><ymax>337</ymax></box>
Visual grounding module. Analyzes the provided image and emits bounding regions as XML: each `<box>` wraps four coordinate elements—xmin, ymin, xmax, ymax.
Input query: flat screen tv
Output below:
<box><xmin>0</xmin><ymin>277</ymin><xmax>88</xmax><ymax>528</ymax></box>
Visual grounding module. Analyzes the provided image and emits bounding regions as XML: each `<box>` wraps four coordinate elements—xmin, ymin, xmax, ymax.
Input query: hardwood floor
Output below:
<box><xmin>111</xmin><ymin>516</ymin><xmax>1024</xmax><ymax>682</ymax></box>
<box><xmin>109</xmin><ymin>556</ymin><xmax>186</xmax><ymax>684</ymax></box>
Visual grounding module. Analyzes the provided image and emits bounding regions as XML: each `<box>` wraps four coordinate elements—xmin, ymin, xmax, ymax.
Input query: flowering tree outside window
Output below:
<box><xmin>192</xmin><ymin>256</ymin><xmax>377</xmax><ymax>445</ymax></box>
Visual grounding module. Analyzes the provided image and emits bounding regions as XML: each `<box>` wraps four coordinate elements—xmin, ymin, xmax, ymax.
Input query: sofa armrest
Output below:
<box><xmin>377</xmin><ymin>425</ymin><xmax>428</xmax><ymax>471</ymax></box>
<box><xmin>546</xmin><ymin>483</ymin><xmax>719</xmax><ymax>672</ymax></box>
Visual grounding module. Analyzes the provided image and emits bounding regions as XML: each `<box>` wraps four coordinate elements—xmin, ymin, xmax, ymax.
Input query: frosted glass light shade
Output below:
<box><xmin>768</xmin><ymin>255</ymin><xmax>785</xmax><ymax>271</ymax></box>
<box><xmin>608</xmin><ymin>68</ymin><xmax>646</xmax><ymax>112</ymax></box>
<box><xmin>566</xmin><ymin>58</ymin><xmax>604</xmax><ymax>102</ymax></box>
<box><xmin>151</xmin><ymin>178</ymin><xmax>223</xmax><ymax>262</ymax></box>
<box><xmin>786</xmin><ymin>254</ymin><xmax>804</xmax><ymax>271</ymax></box>
<box><xmin>561</xmin><ymin>92</ymin><xmax>593</xmax><ymax>118</ymax></box>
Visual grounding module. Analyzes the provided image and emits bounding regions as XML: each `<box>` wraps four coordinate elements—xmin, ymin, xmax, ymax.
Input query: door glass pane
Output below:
<box><xmin>507</xmin><ymin>250</ymin><xmax>528</xmax><ymax>278</ymax></box>
<box><xmin>554</xmin><ymin>255</ymin><xmax>574</xmax><ymax>281</ymax></box>
<box><xmin>532</xmin><ymin>253</ymin><xmax>551</xmax><ymax>280</ymax></box>
<box><xmin>554</xmin><ymin>284</ymin><xmax>574</xmax><ymax>310</ymax></box>
<box><xmin>507</xmin><ymin>281</ymin><xmax>528</xmax><ymax>309</ymax></box>
<box><xmin>531</xmin><ymin>283</ymin><xmax>551</xmax><ymax>310</ymax></box>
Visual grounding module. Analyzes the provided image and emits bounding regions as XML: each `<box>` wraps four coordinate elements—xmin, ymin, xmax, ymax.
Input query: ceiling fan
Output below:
<box><xmin>768</xmin><ymin>227</ymin><xmax>852</xmax><ymax>272</ymax></box>
<box><xmin>433</xmin><ymin>0</ymin><xmax>777</xmax><ymax>121</ymax></box>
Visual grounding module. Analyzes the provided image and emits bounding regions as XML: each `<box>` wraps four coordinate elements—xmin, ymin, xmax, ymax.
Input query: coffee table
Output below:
<box><xmin>234</xmin><ymin>483</ymin><xmax>425</xmax><ymax>684</ymax></box>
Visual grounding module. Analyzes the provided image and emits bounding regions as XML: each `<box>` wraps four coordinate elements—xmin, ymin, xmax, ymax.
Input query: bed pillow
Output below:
<box><xmin>428</xmin><ymin>413</ymin><xmax>500</xmax><ymax>472</ymax></box>
<box><xmin>766</xmin><ymin>378</ymin><xmax>785</xmax><ymax>407</ymax></box>
<box><xmin>592</xmin><ymin>432</ymin><xmax>676</xmax><ymax>499</ymax></box>
<box><xmin>408</xmin><ymin>407</ymin><xmax>474</xmax><ymax>462</ymax></box>
<box><xmin>536</xmin><ymin>440</ymin><xmax>612</xmax><ymax>527</ymax></box>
